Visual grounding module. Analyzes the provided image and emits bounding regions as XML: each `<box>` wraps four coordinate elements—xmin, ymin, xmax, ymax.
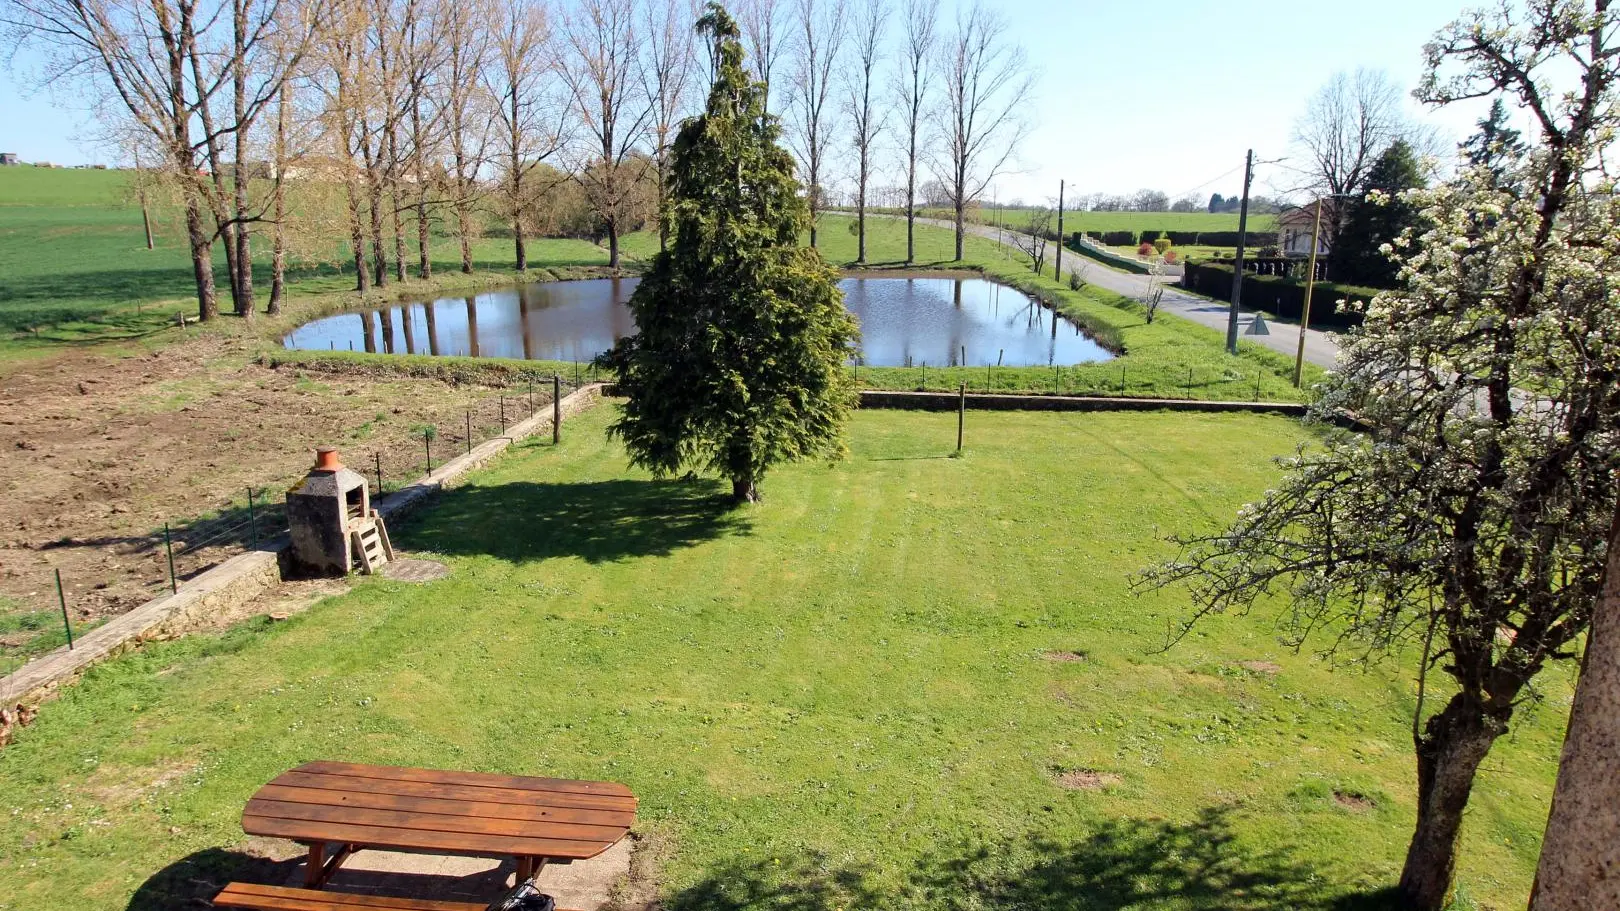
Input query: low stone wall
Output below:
<box><xmin>859</xmin><ymin>389</ymin><xmax>1308</xmax><ymax>417</ymax></box>
<box><xmin>2</xmin><ymin>383</ymin><xmax>609</xmax><ymax>711</ymax></box>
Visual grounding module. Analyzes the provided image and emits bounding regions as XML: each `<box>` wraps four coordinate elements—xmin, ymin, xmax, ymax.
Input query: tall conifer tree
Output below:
<box><xmin>607</xmin><ymin>3</ymin><xmax>858</xmax><ymax>503</ymax></box>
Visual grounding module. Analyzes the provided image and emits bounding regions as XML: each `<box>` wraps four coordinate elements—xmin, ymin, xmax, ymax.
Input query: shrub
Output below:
<box><xmin>1163</xmin><ymin>250</ymin><xmax>1178</xmax><ymax>264</ymax></box>
<box><xmin>1153</xmin><ymin>237</ymin><xmax>1172</xmax><ymax>255</ymax></box>
<box><xmin>1180</xmin><ymin>261</ymin><xmax>1375</xmax><ymax>328</ymax></box>
<box><xmin>1258</xmin><ymin>244</ymin><xmax>1281</xmax><ymax>258</ymax></box>
<box><xmin>1193</xmin><ymin>231</ymin><xmax>1279</xmax><ymax>247</ymax></box>
<box><xmin>1101</xmin><ymin>230</ymin><xmax>1136</xmax><ymax>246</ymax></box>
<box><xmin>1166</xmin><ymin>230</ymin><xmax>1200</xmax><ymax>246</ymax></box>
<box><xmin>1137</xmin><ymin>241</ymin><xmax>1155</xmax><ymax>256</ymax></box>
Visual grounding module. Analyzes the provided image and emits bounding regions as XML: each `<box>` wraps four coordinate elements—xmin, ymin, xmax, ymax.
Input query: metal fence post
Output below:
<box><xmin>466</xmin><ymin>410</ymin><xmax>473</xmax><ymax>454</ymax></box>
<box><xmin>163</xmin><ymin>523</ymin><xmax>178</xmax><ymax>593</ymax></box>
<box><xmin>500</xmin><ymin>397</ymin><xmax>506</xmax><ymax>433</ymax></box>
<box><xmin>553</xmin><ymin>374</ymin><xmax>562</xmax><ymax>444</ymax></box>
<box><xmin>957</xmin><ymin>383</ymin><xmax>965</xmax><ymax>452</ymax></box>
<box><xmin>425</xmin><ymin>429</ymin><xmax>433</xmax><ymax>476</ymax></box>
<box><xmin>374</xmin><ymin>451</ymin><xmax>384</xmax><ymax>493</ymax></box>
<box><xmin>56</xmin><ymin>568</ymin><xmax>73</xmax><ymax>650</ymax></box>
<box><xmin>246</xmin><ymin>487</ymin><xmax>258</xmax><ymax>547</ymax></box>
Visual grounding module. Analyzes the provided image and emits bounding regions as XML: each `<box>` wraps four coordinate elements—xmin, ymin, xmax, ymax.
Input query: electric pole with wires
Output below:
<box><xmin>1226</xmin><ymin>149</ymin><xmax>1255</xmax><ymax>354</ymax></box>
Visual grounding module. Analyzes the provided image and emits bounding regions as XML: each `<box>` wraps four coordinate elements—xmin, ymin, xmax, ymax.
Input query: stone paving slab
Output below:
<box><xmin>380</xmin><ymin>557</ymin><xmax>451</xmax><ymax>583</ymax></box>
<box><xmin>288</xmin><ymin>838</ymin><xmax>633</xmax><ymax>909</ymax></box>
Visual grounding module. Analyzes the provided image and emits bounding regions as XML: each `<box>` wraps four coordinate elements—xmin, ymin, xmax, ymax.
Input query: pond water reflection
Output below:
<box><xmin>282</xmin><ymin>276</ymin><xmax>1114</xmax><ymax>367</ymax></box>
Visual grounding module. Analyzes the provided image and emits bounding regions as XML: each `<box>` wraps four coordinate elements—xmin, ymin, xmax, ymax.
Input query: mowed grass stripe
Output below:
<box><xmin>0</xmin><ymin>405</ymin><xmax>1565</xmax><ymax>910</ymax></box>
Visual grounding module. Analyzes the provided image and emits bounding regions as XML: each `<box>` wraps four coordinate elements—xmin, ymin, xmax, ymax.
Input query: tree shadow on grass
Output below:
<box><xmin>124</xmin><ymin>847</ymin><xmax>298</xmax><ymax>911</ymax></box>
<box><xmin>406</xmin><ymin>477</ymin><xmax>751</xmax><ymax>564</ymax></box>
<box><xmin>659</xmin><ymin>806</ymin><xmax>1403</xmax><ymax>911</ymax></box>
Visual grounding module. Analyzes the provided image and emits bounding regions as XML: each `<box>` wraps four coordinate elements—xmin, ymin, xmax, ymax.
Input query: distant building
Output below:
<box><xmin>0</xmin><ymin>153</ymin><xmax>19</xmax><ymax>166</ymax></box>
<box><xmin>1278</xmin><ymin>200</ymin><xmax>1343</xmax><ymax>257</ymax></box>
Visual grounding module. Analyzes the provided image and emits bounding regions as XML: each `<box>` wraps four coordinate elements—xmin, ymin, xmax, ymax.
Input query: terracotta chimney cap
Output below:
<box><xmin>313</xmin><ymin>447</ymin><xmax>343</xmax><ymax>473</ymax></box>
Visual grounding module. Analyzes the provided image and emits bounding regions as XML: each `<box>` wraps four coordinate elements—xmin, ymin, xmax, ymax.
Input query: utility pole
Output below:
<box><xmin>1225</xmin><ymin>148</ymin><xmax>1254</xmax><ymax>355</ymax></box>
<box><xmin>1294</xmin><ymin>197</ymin><xmax>1324</xmax><ymax>386</ymax></box>
<box><xmin>1055</xmin><ymin>180</ymin><xmax>1065</xmax><ymax>282</ymax></box>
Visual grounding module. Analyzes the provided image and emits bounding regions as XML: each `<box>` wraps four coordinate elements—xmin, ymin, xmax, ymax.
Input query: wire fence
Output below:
<box><xmin>3</xmin><ymin>377</ymin><xmax>582</xmax><ymax>680</ymax></box>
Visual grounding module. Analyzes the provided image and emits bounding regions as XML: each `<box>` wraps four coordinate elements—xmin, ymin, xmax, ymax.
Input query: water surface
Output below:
<box><xmin>282</xmin><ymin>277</ymin><xmax>1114</xmax><ymax>367</ymax></box>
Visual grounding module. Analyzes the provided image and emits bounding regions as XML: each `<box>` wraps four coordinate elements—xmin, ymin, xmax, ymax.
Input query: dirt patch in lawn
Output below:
<box><xmin>1040</xmin><ymin>649</ymin><xmax>1088</xmax><ymax>662</ymax></box>
<box><xmin>1239</xmin><ymin>660</ymin><xmax>1282</xmax><ymax>676</ymax></box>
<box><xmin>0</xmin><ymin>332</ymin><xmax>553</xmax><ymax>652</ymax></box>
<box><xmin>1056</xmin><ymin>769</ymin><xmax>1121</xmax><ymax>791</ymax></box>
<box><xmin>1333</xmin><ymin>790</ymin><xmax>1376</xmax><ymax>812</ymax></box>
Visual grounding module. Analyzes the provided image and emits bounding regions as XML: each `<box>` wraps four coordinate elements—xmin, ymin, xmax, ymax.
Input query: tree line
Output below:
<box><xmin>2</xmin><ymin>0</ymin><xmax>1032</xmax><ymax>322</ymax></box>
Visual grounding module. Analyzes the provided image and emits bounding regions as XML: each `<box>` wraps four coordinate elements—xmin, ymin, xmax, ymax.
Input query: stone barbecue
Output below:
<box><xmin>285</xmin><ymin>447</ymin><xmax>393</xmax><ymax>576</ymax></box>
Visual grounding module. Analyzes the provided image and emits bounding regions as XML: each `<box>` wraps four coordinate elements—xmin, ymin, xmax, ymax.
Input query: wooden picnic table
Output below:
<box><xmin>241</xmin><ymin>761</ymin><xmax>637</xmax><ymax>888</ymax></box>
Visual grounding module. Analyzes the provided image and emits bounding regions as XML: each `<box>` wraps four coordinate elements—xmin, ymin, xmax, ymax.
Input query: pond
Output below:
<box><xmin>282</xmin><ymin>276</ymin><xmax>1115</xmax><ymax>367</ymax></box>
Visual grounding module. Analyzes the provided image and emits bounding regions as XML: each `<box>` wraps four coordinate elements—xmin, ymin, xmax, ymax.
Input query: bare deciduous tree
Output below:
<box><xmin>892</xmin><ymin>0</ymin><xmax>934</xmax><ymax>264</ymax></box>
<box><xmin>561</xmin><ymin>0</ymin><xmax>652</xmax><ymax>269</ymax></box>
<box><xmin>787</xmin><ymin>0</ymin><xmax>846</xmax><ymax>248</ymax></box>
<box><xmin>486</xmin><ymin>0</ymin><xmax>564</xmax><ymax>271</ymax></box>
<box><xmin>932</xmin><ymin>2</ymin><xmax>1029</xmax><ymax>261</ymax></box>
<box><xmin>842</xmin><ymin>0</ymin><xmax>885</xmax><ymax>264</ymax></box>
<box><xmin>638</xmin><ymin>0</ymin><xmax>697</xmax><ymax>252</ymax></box>
<box><xmin>737</xmin><ymin>0</ymin><xmax>782</xmax><ymax>113</ymax></box>
<box><xmin>4</xmin><ymin>0</ymin><xmax>306</xmax><ymax>321</ymax></box>
<box><xmin>436</xmin><ymin>0</ymin><xmax>492</xmax><ymax>274</ymax></box>
<box><xmin>1008</xmin><ymin>205</ymin><xmax>1050</xmax><ymax>275</ymax></box>
<box><xmin>1289</xmin><ymin>67</ymin><xmax>1414</xmax><ymax>248</ymax></box>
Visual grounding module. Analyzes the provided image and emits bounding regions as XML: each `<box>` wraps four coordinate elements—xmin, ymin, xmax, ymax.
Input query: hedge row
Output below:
<box><xmin>1080</xmin><ymin>229</ymin><xmax>1279</xmax><ymax>248</ymax></box>
<box><xmin>1180</xmin><ymin>261</ymin><xmax>1376</xmax><ymax>329</ymax></box>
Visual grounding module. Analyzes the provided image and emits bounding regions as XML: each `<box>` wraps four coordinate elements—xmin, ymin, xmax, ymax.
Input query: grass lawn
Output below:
<box><xmin>0</xmin><ymin>404</ymin><xmax>1562</xmax><ymax>910</ymax></box>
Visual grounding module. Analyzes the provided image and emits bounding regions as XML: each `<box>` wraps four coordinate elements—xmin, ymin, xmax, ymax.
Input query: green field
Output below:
<box><xmin>0</xmin><ymin>405</ymin><xmax>1562</xmax><ymax>910</ymax></box>
<box><xmin>0</xmin><ymin>165</ymin><xmax>616</xmax><ymax>340</ymax></box>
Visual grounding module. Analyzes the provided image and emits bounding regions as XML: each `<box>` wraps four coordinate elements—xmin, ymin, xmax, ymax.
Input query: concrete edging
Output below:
<box><xmin>859</xmin><ymin>389</ymin><xmax>1308</xmax><ymax>416</ymax></box>
<box><xmin>2</xmin><ymin>383</ymin><xmax>609</xmax><ymax>709</ymax></box>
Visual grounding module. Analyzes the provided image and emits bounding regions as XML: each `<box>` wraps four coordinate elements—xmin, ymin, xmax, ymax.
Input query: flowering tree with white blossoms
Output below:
<box><xmin>1139</xmin><ymin>3</ymin><xmax>1620</xmax><ymax>908</ymax></box>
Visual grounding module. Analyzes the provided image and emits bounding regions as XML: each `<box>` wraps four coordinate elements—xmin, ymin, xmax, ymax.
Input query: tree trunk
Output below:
<box><xmin>1528</xmin><ymin>500</ymin><xmax>1620</xmax><ymax>911</ymax></box>
<box><xmin>184</xmin><ymin>198</ymin><xmax>219</xmax><ymax>322</ymax></box>
<box><xmin>391</xmin><ymin>190</ymin><xmax>407</xmax><ymax>283</ymax></box>
<box><xmin>368</xmin><ymin>171</ymin><xmax>389</xmax><ymax>288</ymax></box>
<box><xmin>416</xmin><ymin>186</ymin><xmax>431</xmax><ymax>280</ymax></box>
<box><xmin>514</xmin><ymin>220</ymin><xmax>528</xmax><ymax>272</ymax></box>
<box><xmin>268</xmin><ymin>178</ymin><xmax>285</xmax><ymax>315</ymax></box>
<box><xmin>388</xmin><ymin>129</ymin><xmax>406</xmax><ymax>284</ymax></box>
<box><xmin>731</xmin><ymin>478</ymin><xmax>760</xmax><ymax>503</ymax></box>
<box><xmin>856</xmin><ymin>151</ymin><xmax>867</xmax><ymax>265</ymax></box>
<box><xmin>346</xmin><ymin>177</ymin><xmax>370</xmax><ymax>293</ymax></box>
<box><xmin>268</xmin><ymin>89</ymin><xmax>287</xmax><ymax>316</ymax></box>
<box><xmin>954</xmin><ymin>201</ymin><xmax>965</xmax><ymax>261</ymax></box>
<box><xmin>458</xmin><ymin>200</ymin><xmax>474</xmax><ymax>274</ymax></box>
<box><xmin>608</xmin><ymin>222</ymin><xmax>620</xmax><ymax>270</ymax></box>
<box><xmin>1397</xmin><ymin>692</ymin><xmax>1507</xmax><ymax>910</ymax></box>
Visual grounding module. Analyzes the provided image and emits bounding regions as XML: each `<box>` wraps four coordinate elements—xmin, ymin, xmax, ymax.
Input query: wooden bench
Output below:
<box><xmin>213</xmin><ymin>882</ymin><xmax>583</xmax><ymax>911</ymax></box>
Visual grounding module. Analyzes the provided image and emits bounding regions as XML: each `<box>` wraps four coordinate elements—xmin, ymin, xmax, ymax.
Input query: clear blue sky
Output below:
<box><xmin>0</xmin><ymin>0</ymin><xmax>1503</xmax><ymax>202</ymax></box>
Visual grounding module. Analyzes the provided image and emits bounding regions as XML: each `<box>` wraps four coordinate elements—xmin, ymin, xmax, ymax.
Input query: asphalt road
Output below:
<box><xmin>862</xmin><ymin>212</ymin><xmax>1346</xmax><ymax>371</ymax></box>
